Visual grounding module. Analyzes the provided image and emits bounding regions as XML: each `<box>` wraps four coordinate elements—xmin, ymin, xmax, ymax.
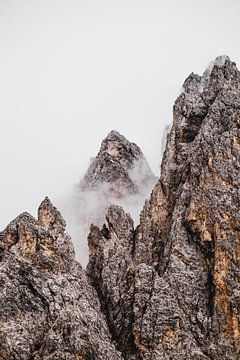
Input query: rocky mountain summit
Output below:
<box><xmin>80</xmin><ymin>130</ymin><xmax>156</xmax><ymax>197</ymax></box>
<box><xmin>71</xmin><ymin>130</ymin><xmax>157</xmax><ymax>266</ymax></box>
<box><xmin>1</xmin><ymin>56</ymin><xmax>240</xmax><ymax>359</ymax></box>
<box><xmin>77</xmin><ymin>130</ymin><xmax>157</xmax><ymax>218</ymax></box>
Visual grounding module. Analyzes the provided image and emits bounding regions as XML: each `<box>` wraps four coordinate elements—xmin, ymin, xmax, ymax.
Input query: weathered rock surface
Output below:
<box><xmin>0</xmin><ymin>198</ymin><xmax>122</xmax><ymax>360</ymax></box>
<box><xmin>87</xmin><ymin>56</ymin><xmax>240</xmax><ymax>359</ymax></box>
<box><xmin>1</xmin><ymin>56</ymin><xmax>240</xmax><ymax>359</ymax></box>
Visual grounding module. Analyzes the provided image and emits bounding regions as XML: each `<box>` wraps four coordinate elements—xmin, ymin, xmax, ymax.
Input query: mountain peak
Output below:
<box><xmin>183</xmin><ymin>55</ymin><xmax>240</xmax><ymax>96</ymax></box>
<box><xmin>104</xmin><ymin>129</ymin><xmax>124</xmax><ymax>140</ymax></box>
<box><xmin>73</xmin><ymin>131</ymin><xmax>157</xmax><ymax>266</ymax></box>
<box><xmin>98</xmin><ymin>130</ymin><xmax>142</xmax><ymax>169</ymax></box>
<box><xmin>38</xmin><ymin>196</ymin><xmax>66</xmax><ymax>236</ymax></box>
<box><xmin>80</xmin><ymin>130</ymin><xmax>155</xmax><ymax>193</ymax></box>
<box><xmin>0</xmin><ymin>199</ymin><xmax>75</xmax><ymax>271</ymax></box>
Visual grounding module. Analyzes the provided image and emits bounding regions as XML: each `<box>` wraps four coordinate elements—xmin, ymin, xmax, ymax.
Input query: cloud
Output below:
<box><xmin>58</xmin><ymin>157</ymin><xmax>157</xmax><ymax>267</ymax></box>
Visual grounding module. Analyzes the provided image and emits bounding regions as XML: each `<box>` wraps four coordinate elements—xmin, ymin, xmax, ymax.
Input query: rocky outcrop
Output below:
<box><xmin>87</xmin><ymin>56</ymin><xmax>240</xmax><ymax>359</ymax></box>
<box><xmin>0</xmin><ymin>198</ymin><xmax>122</xmax><ymax>359</ymax></box>
<box><xmin>1</xmin><ymin>56</ymin><xmax>240</xmax><ymax>360</ymax></box>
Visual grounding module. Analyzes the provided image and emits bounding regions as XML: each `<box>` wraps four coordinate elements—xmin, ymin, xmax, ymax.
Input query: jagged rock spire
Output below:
<box><xmin>80</xmin><ymin>130</ymin><xmax>156</xmax><ymax>195</ymax></box>
<box><xmin>38</xmin><ymin>196</ymin><xmax>66</xmax><ymax>236</ymax></box>
<box><xmin>73</xmin><ymin>130</ymin><xmax>157</xmax><ymax>267</ymax></box>
<box><xmin>0</xmin><ymin>197</ymin><xmax>74</xmax><ymax>272</ymax></box>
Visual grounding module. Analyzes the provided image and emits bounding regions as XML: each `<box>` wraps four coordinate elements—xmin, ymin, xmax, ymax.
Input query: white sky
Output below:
<box><xmin>1</xmin><ymin>0</ymin><xmax>240</xmax><ymax>229</ymax></box>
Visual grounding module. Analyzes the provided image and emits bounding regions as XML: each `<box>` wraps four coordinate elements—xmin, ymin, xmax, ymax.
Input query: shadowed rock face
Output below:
<box><xmin>1</xmin><ymin>56</ymin><xmax>240</xmax><ymax>360</ymax></box>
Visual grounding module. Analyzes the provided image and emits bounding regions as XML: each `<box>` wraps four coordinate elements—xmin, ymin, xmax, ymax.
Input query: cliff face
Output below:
<box><xmin>0</xmin><ymin>56</ymin><xmax>240</xmax><ymax>360</ymax></box>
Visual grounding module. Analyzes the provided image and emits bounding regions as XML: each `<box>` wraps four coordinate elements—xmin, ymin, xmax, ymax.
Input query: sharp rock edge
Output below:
<box><xmin>0</xmin><ymin>56</ymin><xmax>240</xmax><ymax>359</ymax></box>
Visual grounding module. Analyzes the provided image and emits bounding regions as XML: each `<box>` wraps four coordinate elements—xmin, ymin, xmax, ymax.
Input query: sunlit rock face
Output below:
<box><xmin>87</xmin><ymin>56</ymin><xmax>240</xmax><ymax>359</ymax></box>
<box><xmin>1</xmin><ymin>56</ymin><xmax>240</xmax><ymax>360</ymax></box>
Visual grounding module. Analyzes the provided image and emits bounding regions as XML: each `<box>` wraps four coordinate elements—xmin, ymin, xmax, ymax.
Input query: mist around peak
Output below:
<box><xmin>59</xmin><ymin>131</ymin><xmax>158</xmax><ymax>267</ymax></box>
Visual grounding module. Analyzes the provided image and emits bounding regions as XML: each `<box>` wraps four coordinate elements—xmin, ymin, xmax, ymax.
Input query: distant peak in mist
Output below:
<box><xmin>66</xmin><ymin>130</ymin><xmax>158</xmax><ymax>266</ymax></box>
<box><xmin>104</xmin><ymin>129</ymin><xmax>125</xmax><ymax>141</ymax></box>
<box><xmin>101</xmin><ymin>129</ymin><xmax>140</xmax><ymax>154</ymax></box>
<box><xmin>80</xmin><ymin>129</ymin><xmax>156</xmax><ymax>194</ymax></box>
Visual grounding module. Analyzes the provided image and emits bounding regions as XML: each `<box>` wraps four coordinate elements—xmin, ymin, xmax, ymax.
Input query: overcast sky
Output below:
<box><xmin>1</xmin><ymin>0</ymin><xmax>240</xmax><ymax>230</ymax></box>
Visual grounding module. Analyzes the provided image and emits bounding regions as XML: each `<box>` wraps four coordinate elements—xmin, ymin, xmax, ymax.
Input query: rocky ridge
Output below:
<box><xmin>0</xmin><ymin>56</ymin><xmax>239</xmax><ymax>359</ymax></box>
